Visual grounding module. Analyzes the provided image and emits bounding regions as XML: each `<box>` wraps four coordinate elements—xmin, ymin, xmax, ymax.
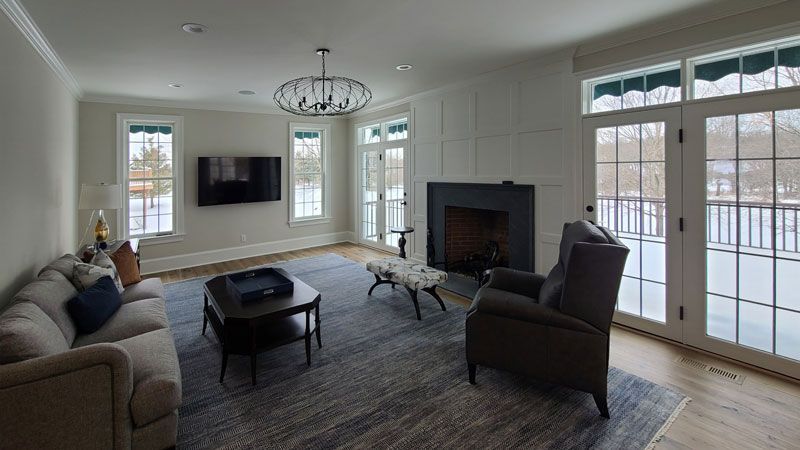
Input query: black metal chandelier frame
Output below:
<box><xmin>273</xmin><ymin>49</ymin><xmax>372</xmax><ymax>116</ymax></box>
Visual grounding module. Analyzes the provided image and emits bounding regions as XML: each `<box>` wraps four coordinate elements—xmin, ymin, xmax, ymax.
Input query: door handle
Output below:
<box><xmin>400</xmin><ymin>201</ymin><xmax>408</xmax><ymax>206</ymax></box>
<box><xmin>586</xmin><ymin>205</ymin><xmax>594</xmax><ymax>212</ymax></box>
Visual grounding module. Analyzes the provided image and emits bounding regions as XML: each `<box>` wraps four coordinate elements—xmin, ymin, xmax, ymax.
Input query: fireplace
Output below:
<box><xmin>445</xmin><ymin>206</ymin><xmax>509</xmax><ymax>272</ymax></box>
<box><xmin>427</xmin><ymin>182</ymin><xmax>534</xmax><ymax>296</ymax></box>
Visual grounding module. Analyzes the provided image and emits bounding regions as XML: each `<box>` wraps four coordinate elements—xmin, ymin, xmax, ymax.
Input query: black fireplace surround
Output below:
<box><xmin>427</xmin><ymin>182</ymin><xmax>535</xmax><ymax>272</ymax></box>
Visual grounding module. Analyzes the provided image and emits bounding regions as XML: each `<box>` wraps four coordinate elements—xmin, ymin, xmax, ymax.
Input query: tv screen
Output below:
<box><xmin>198</xmin><ymin>157</ymin><xmax>281</xmax><ymax>206</ymax></box>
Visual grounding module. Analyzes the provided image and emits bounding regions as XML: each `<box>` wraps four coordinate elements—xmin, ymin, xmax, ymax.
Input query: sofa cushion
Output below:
<box><xmin>538</xmin><ymin>221</ymin><xmax>609</xmax><ymax>309</ymax></box>
<box><xmin>115</xmin><ymin>328</ymin><xmax>182</xmax><ymax>427</ymax></box>
<box><xmin>71</xmin><ymin>298</ymin><xmax>168</xmax><ymax>347</ymax></box>
<box><xmin>109</xmin><ymin>241</ymin><xmax>142</xmax><ymax>287</ymax></box>
<box><xmin>14</xmin><ymin>270</ymin><xmax>79</xmax><ymax>345</ymax></box>
<box><xmin>72</xmin><ymin>263</ymin><xmax>119</xmax><ymax>293</ymax></box>
<box><xmin>0</xmin><ymin>302</ymin><xmax>69</xmax><ymax>364</ymax></box>
<box><xmin>91</xmin><ymin>250</ymin><xmax>125</xmax><ymax>292</ymax></box>
<box><xmin>122</xmin><ymin>278</ymin><xmax>165</xmax><ymax>304</ymax></box>
<box><xmin>67</xmin><ymin>276</ymin><xmax>123</xmax><ymax>334</ymax></box>
<box><xmin>38</xmin><ymin>254</ymin><xmax>81</xmax><ymax>280</ymax></box>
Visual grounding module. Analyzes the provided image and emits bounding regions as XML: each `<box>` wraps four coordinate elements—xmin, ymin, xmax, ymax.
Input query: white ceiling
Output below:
<box><xmin>19</xmin><ymin>0</ymin><xmax>780</xmax><ymax>113</ymax></box>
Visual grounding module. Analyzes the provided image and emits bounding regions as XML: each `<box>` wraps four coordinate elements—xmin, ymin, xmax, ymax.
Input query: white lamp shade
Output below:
<box><xmin>79</xmin><ymin>183</ymin><xmax>122</xmax><ymax>210</ymax></box>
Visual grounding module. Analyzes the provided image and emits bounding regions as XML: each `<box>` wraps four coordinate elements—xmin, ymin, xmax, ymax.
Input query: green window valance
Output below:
<box><xmin>593</xmin><ymin>80</ymin><xmax>621</xmax><ymax>100</ymax></box>
<box><xmin>743</xmin><ymin>51</ymin><xmax>774</xmax><ymax>75</ymax></box>
<box><xmin>294</xmin><ymin>131</ymin><xmax>320</xmax><ymax>140</ymax></box>
<box><xmin>594</xmin><ymin>68</ymin><xmax>680</xmax><ymax>100</ymax></box>
<box><xmin>779</xmin><ymin>45</ymin><xmax>800</xmax><ymax>68</ymax></box>
<box><xmin>695</xmin><ymin>57</ymin><xmax>740</xmax><ymax>82</ymax></box>
<box><xmin>129</xmin><ymin>125</ymin><xmax>172</xmax><ymax>135</ymax></box>
<box><xmin>646</xmin><ymin>69</ymin><xmax>681</xmax><ymax>90</ymax></box>
<box><xmin>623</xmin><ymin>76</ymin><xmax>644</xmax><ymax>93</ymax></box>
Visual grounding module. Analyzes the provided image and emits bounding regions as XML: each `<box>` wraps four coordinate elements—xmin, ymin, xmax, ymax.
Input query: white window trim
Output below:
<box><xmin>288</xmin><ymin>122</ymin><xmax>332</xmax><ymax>226</ymax></box>
<box><xmin>116</xmin><ymin>113</ymin><xmax>185</xmax><ymax>244</ymax></box>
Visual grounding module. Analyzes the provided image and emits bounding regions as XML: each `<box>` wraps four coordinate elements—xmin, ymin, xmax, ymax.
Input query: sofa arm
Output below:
<box><xmin>0</xmin><ymin>343</ymin><xmax>134</xmax><ymax>450</ymax></box>
<box><xmin>483</xmin><ymin>267</ymin><xmax>546</xmax><ymax>299</ymax></box>
<box><xmin>470</xmin><ymin>288</ymin><xmax>604</xmax><ymax>335</ymax></box>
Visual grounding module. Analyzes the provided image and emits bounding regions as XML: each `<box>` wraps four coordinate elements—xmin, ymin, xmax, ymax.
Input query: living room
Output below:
<box><xmin>2</xmin><ymin>0</ymin><xmax>800</xmax><ymax>448</ymax></box>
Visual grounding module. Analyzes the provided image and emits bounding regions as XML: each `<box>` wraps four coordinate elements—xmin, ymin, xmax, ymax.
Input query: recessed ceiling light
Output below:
<box><xmin>181</xmin><ymin>23</ymin><xmax>208</xmax><ymax>34</ymax></box>
<box><xmin>238</xmin><ymin>90</ymin><xmax>257</xmax><ymax>95</ymax></box>
<box><xmin>396</xmin><ymin>64</ymin><xmax>413</xmax><ymax>71</ymax></box>
<box><xmin>168</xmin><ymin>83</ymin><xmax>183</xmax><ymax>88</ymax></box>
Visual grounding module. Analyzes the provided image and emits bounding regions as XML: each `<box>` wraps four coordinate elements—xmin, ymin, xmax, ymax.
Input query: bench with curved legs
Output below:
<box><xmin>366</xmin><ymin>257</ymin><xmax>448</xmax><ymax>320</ymax></box>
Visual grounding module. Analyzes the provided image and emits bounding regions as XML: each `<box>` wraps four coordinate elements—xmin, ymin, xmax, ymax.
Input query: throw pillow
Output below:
<box><xmin>72</xmin><ymin>263</ymin><xmax>121</xmax><ymax>293</ymax></box>
<box><xmin>109</xmin><ymin>241</ymin><xmax>142</xmax><ymax>287</ymax></box>
<box><xmin>67</xmin><ymin>276</ymin><xmax>122</xmax><ymax>334</ymax></box>
<box><xmin>90</xmin><ymin>250</ymin><xmax>124</xmax><ymax>292</ymax></box>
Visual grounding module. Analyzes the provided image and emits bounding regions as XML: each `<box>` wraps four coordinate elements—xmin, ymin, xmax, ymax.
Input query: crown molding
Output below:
<box><xmin>0</xmin><ymin>0</ymin><xmax>82</xmax><ymax>99</ymax></box>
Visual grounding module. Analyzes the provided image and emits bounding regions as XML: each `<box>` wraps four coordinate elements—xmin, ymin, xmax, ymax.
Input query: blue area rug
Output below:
<box><xmin>165</xmin><ymin>253</ymin><xmax>688</xmax><ymax>449</ymax></box>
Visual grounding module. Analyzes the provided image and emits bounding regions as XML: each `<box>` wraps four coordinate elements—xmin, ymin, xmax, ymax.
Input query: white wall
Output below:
<box><xmin>78</xmin><ymin>102</ymin><xmax>350</xmax><ymax>274</ymax></box>
<box><xmin>0</xmin><ymin>12</ymin><xmax>79</xmax><ymax>309</ymax></box>
<box><xmin>402</xmin><ymin>57</ymin><xmax>578</xmax><ymax>272</ymax></box>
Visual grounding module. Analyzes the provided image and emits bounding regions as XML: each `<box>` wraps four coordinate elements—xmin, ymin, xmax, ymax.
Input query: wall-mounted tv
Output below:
<box><xmin>198</xmin><ymin>156</ymin><xmax>281</xmax><ymax>206</ymax></box>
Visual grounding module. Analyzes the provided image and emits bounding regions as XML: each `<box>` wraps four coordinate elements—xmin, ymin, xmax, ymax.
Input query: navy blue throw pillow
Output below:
<box><xmin>67</xmin><ymin>276</ymin><xmax>122</xmax><ymax>334</ymax></box>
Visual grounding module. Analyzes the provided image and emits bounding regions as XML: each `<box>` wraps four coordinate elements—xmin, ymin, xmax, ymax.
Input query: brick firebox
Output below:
<box><xmin>444</xmin><ymin>206</ymin><xmax>509</xmax><ymax>268</ymax></box>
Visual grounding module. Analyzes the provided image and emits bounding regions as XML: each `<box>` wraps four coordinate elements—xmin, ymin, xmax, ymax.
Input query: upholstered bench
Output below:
<box><xmin>366</xmin><ymin>257</ymin><xmax>448</xmax><ymax>320</ymax></box>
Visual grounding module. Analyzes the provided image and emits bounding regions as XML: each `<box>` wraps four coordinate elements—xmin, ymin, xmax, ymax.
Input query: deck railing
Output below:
<box><xmin>597</xmin><ymin>196</ymin><xmax>800</xmax><ymax>253</ymax></box>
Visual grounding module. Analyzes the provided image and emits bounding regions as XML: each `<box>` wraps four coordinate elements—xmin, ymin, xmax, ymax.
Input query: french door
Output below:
<box><xmin>683</xmin><ymin>89</ymin><xmax>800</xmax><ymax>378</ymax></box>
<box><xmin>358</xmin><ymin>143</ymin><xmax>409</xmax><ymax>252</ymax></box>
<box><xmin>582</xmin><ymin>107</ymin><xmax>684</xmax><ymax>341</ymax></box>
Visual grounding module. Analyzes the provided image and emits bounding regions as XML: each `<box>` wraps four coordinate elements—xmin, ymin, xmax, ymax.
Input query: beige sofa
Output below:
<box><xmin>0</xmin><ymin>254</ymin><xmax>181</xmax><ymax>449</ymax></box>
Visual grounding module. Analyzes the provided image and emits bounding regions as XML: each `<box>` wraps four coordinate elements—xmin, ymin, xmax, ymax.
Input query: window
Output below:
<box><xmin>289</xmin><ymin>122</ymin><xmax>331</xmax><ymax>225</ymax></box>
<box><xmin>690</xmin><ymin>39</ymin><xmax>800</xmax><ymax>100</ymax></box>
<box><xmin>117</xmin><ymin>113</ymin><xmax>184</xmax><ymax>242</ymax></box>
<box><xmin>587</xmin><ymin>63</ymin><xmax>681</xmax><ymax>113</ymax></box>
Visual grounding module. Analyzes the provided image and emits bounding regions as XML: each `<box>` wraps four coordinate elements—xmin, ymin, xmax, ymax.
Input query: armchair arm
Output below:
<box><xmin>0</xmin><ymin>343</ymin><xmax>134</xmax><ymax>449</ymax></box>
<box><xmin>470</xmin><ymin>287</ymin><xmax>603</xmax><ymax>335</ymax></box>
<box><xmin>483</xmin><ymin>267</ymin><xmax>546</xmax><ymax>299</ymax></box>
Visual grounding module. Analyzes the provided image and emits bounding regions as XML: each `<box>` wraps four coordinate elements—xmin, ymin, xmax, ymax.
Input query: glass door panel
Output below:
<box><xmin>704</xmin><ymin>109</ymin><xmax>800</xmax><ymax>360</ymax></box>
<box><xmin>583</xmin><ymin>107</ymin><xmax>682</xmax><ymax>341</ymax></box>
<box><xmin>361</xmin><ymin>150</ymin><xmax>379</xmax><ymax>243</ymax></box>
<box><xmin>683</xmin><ymin>88</ymin><xmax>800</xmax><ymax>378</ymax></box>
<box><xmin>384</xmin><ymin>147</ymin><xmax>406</xmax><ymax>248</ymax></box>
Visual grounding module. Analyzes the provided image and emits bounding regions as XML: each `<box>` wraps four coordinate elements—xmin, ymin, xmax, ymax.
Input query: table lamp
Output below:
<box><xmin>79</xmin><ymin>183</ymin><xmax>122</xmax><ymax>249</ymax></box>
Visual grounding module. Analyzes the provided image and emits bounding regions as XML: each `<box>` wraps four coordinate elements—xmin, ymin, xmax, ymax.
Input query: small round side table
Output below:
<box><xmin>390</xmin><ymin>226</ymin><xmax>415</xmax><ymax>259</ymax></box>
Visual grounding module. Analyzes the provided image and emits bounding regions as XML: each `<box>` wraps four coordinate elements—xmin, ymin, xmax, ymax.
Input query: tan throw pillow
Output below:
<box><xmin>109</xmin><ymin>241</ymin><xmax>142</xmax><ymax>287</ymax></box>
<box><xmin>73</xmin><ymin>263</ymin><xmax>123</xmax><ymax>293</ymax></box>
<box><xmin>90</xmin><ymin>250</ymin><xmax>124</xmax><ymax>292</ymax></box>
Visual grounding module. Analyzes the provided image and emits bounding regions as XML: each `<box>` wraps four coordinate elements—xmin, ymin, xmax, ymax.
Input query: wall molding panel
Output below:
<box><xmin>408</xmin><ymin>59</ymin><xmax>577</xmax><ymax>270</ymax></box>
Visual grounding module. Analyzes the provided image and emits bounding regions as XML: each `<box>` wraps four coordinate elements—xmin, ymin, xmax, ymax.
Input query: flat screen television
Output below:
<box><xmin>198</xmin><ymin>156</ymin><xmax>281</xmax><ymax>206</ymax></box>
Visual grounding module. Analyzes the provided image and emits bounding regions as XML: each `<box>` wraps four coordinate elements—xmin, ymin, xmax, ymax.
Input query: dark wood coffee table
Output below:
<box><xmin>202</xmin><ymin>268</ymin><xmax>321</xmax><ymax>385</ymax></box>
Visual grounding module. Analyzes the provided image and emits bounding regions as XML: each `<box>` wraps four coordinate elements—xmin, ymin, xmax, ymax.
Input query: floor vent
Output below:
<box><xmin>674</xmin><ymin>356</ymin><xmax>745</xmax><ymax>384</ymax></box>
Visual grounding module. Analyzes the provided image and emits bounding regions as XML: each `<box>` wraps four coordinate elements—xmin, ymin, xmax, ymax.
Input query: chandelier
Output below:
<box><xmin>273</xmin><ymin>49</ymin><xmax>372</xmax><ymax>116</ymax></box>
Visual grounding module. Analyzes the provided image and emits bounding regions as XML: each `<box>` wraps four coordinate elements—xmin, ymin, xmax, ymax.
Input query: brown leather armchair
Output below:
<box><xmin>465</xmin><ymin>220</ymin><xmax>629</xmax><ymax>417</ymax></box>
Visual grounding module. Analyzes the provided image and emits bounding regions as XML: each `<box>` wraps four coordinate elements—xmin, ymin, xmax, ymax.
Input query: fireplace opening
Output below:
<box><xmin>444</xmin><ymin>206</ymin><xmax>509</xmax><ymax>283</ymax></box>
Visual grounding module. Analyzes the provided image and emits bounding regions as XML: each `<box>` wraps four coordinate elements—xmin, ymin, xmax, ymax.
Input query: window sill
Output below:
<box><xmin>136</xmin><ymin>233</ymin><xmax>186</xmax><ymax>245</ymax></box>
<box><xmin>288</xmin><ymin>217</ymin><xmax>331</xmax><ymax>228</ymax></box>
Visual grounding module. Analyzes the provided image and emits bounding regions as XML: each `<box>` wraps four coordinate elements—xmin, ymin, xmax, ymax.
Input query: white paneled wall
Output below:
<box><xmin>407</xmin><ymin>59</ymin><xmax>577</xmax><ymax>272</ymax></box>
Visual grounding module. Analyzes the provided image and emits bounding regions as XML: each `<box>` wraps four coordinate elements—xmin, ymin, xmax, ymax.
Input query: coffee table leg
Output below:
<box><xmin>250</xmin><ymin>324</ymin><xmax>257</xmax><ymax>386</ymax></box>
<box><xmin>202</xmin><ymin>294</ymin><xmax>208</xmax><ymax>335</ymax></box>
<box><xmin>305</xmin><ymin>310</ymin><xmax>311</xmax><ymax>366</ymax></box>
<box><xmin>315</xmin><ymin>303</ymin><xmax>322</xmax><ymax>349</ymax></box>
<box><xmin>219</xmin><ymin>347</ymin><xmax>228</xmax><ymax>383</ymax></box>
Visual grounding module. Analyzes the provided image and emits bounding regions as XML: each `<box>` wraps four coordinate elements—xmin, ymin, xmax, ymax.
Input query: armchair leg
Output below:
<box><xmin>468</xmin><ymin>363</ymin><xmax>477</xmax><ymax>384</ymax></box>
<box><xmin>593</xmin><ymin>393</ymin><xmax>610</xmax><ymax>418</ymax></box>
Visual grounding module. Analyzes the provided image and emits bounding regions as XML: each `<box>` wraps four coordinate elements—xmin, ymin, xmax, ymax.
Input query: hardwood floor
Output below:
<box><xmin>147</xmin><ymin>242</ymin><xmax>800</xmax><ymax>449</ymax></box>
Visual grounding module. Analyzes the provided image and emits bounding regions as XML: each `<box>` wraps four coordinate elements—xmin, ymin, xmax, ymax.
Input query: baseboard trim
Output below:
<box><xmin>140</xmin><ymin>231</ymin><xmax>356</xmax><ymax>275</ymax></box>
